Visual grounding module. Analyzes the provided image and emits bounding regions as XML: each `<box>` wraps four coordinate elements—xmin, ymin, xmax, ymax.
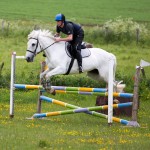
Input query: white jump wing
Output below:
<box><xmin>140</xmin><ymin>59</ymin><xmax>150</xmax><ymax>68</ymax></box>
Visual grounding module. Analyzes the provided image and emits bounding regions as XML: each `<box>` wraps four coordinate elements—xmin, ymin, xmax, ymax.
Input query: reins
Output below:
<box><xmin>37</xmin><ymin>41</ymin><xmax>56</xmax><ymax>54</ymax></box>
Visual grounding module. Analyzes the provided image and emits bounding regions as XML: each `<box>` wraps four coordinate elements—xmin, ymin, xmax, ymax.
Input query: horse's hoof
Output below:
<box><xmin>50</xmin><ymin>88</ymin><xmax>56</xmax><ymax>95</ymax></box>
<box><xmin>41</xmin><ymin>79</ymin><xmax>46</xmax><ymax>89</ymax></box>
<box><xmin>46</xmin><ymin>79</ymin><xmax>51</xmax><ymax>89</ymax></box>
<box><xmin>46</xmin><ymin>88</ymin><xmax>56</xmax><ymax>95</ymax></box>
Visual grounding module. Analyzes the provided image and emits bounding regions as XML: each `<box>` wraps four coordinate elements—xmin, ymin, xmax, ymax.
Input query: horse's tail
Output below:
<box><xmin>109</xmin><ymin>54</ymin><xmax>117</xmax><ymax>87</ymax></box>
<box><xmin>113</xmin><ymin>55</ymin><xmax>117</xmax><ymax>81</ymax></box>
<box><xmin>111</xmin><ymin>55</ymin><xmax>125</xmax><ymax>92</ymax></box>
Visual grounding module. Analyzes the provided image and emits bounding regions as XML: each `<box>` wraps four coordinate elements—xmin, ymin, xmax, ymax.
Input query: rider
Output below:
<box><xmin>54</xmin><ymin>13</ymin><xmax>84</xmax><ymax>73</ymax></box>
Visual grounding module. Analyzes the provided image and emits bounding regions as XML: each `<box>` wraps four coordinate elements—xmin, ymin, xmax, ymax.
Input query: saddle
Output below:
<box><xmin>65</xmin><ymin>42</ymin><xmax>92</xmax><ymax>58</ymax></box>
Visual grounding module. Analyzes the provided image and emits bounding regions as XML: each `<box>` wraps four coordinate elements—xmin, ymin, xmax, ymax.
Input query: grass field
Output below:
<box><xmin>0</xmin><ymin>0</ymin><xmax>150</xmax><ymax>24</ymax></box>
<box><xmin>0</xmin><ymin>0</ymin><xmax>150</xmax><ymax>150</ymax></box>
<box><xmin>1</xmin><ymin>89</ymin><xmax>150</xmax><ymax>150</ymax></box>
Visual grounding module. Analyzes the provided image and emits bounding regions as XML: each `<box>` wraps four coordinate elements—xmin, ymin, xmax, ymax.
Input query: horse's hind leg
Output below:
<box><xmin>87</xmin><ymin>69</ymin><xmax>100</xmax><ymax>81</ymax></box>
<box><xmin>87</xmin><ymin>68</ymin><xmax>108</xmax><ymax>83</ymax></box>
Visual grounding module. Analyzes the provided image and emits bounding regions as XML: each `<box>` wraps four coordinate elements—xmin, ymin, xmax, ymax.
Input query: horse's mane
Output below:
<box><xmin>28</xmin><ymin>29</ymin><xmax>54</xmax><ymax>40</ymax></box>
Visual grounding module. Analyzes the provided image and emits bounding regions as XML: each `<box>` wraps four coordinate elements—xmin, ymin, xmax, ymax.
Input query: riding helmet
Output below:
<box><xmin>55</xmin><ymin>14</ymin><xmax>65</xmax><ymax>21</ymax></box>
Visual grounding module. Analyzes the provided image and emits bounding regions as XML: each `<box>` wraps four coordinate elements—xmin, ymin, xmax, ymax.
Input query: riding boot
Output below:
<box><xmin>76</xmin><ymin>50</ymin><xmax>83</xmax><ymax>73</ymax></box>
<box><xmin>79</xmin><ymin>66</ymin><xmax>83</xmax><ymax>74</ymax></box>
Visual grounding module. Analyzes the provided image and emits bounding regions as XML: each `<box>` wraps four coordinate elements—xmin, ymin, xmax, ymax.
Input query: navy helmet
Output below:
<box><xmin>55</xmin><ymin>14</ymin><xmax>65</xmax><ymax>21</ymax></box>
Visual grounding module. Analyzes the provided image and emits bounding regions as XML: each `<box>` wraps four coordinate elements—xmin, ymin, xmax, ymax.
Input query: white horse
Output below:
<box><xmin>25</xmin><ymin>30</ymin><xmax>117</xmax><ymax>89</ymax></box>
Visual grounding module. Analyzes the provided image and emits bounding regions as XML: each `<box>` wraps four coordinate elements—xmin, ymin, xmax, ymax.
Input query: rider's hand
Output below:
<box><xmin>55</xmin><ymin>37</ymin><xmax>61</xmax><ymax>42</ymax></box>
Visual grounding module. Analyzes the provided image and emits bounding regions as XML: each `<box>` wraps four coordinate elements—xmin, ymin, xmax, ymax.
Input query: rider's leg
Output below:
<box><xmin>72</xmin><ymin>43</ymin><xmax>83</xmax><ymax>73</ymax></box>
<box><xmin>71</xmin><ymin>36</ymin><xmax>84</xmax><ymax>73</ymax></box>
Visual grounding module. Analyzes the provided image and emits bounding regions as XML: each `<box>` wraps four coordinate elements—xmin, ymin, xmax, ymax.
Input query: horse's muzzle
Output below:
<box><xmin>26</xmin><ymin>57</ymin><xmax>33</xmax><ymax>62</ymax></box>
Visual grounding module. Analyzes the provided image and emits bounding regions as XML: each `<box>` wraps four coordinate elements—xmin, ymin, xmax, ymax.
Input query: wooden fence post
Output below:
<box><xmin>136</xmin><ymin>28</ymin><xmax>140</xmax><ymax>44</ymax></box>
<box><xmin>37</xmin><ymin>61</ymin><xmax>46</xmax><ymax>113</ymax></box>
<box><xmin>2</xmin><ymin>20</ymin><xmax>4</xmax><ymax>32</ymax></box>
<box><xmin>127</xmin><ymin>66</ymin><xmax>140</xmax><ymax>127</ymax></box>
<box><xmin>7</xmin><ymin>22</ymin><xmax>10</xmax><ymax>34</ymax></box>
<box><xmin>141</xmin><ymin>68</ymin><xmax>146</xmax><ymax>78</ymax></box>
<box><xmin>105</xmin><ymin>26</ymin><xmax>109</xmax><ymax>45</ymax></box>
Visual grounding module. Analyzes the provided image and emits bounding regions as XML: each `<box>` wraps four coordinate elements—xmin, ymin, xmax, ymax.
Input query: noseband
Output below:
<box><xmin>26</xmin><ymin>38</ymin><xmax>56</xmax><ymax>55</ymax></box>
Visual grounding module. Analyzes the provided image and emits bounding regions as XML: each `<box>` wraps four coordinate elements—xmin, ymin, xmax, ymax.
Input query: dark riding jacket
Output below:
<box><xmin>56</xmin><ymin>21</ymin><xmax>84</xmax><ymax>40</ymax></box>
<box><xmin>56</xmin><ymin>21</ymin><xmax>84</xmax><ymax>67</ymax></box>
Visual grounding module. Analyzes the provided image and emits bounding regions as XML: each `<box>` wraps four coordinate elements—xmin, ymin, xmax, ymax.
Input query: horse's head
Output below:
<box><xmin>26</xmin><ymin>30</ymin><xmax>54</xmax><ymax>62</ymax></box>
<box><xmin>26</xmin><ymin>38</ymin><xmax>40</xmax><ymax>62</ymax></box>
<box><xmin>26</xmin><ymin>30</ymin><xmax>41</xmax><ymax>62</ymax></box>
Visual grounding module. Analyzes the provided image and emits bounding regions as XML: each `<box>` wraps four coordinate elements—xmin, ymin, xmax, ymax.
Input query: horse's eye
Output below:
<box><xmin>32</xmin><ymin>43</ymin><xmax>36</xmax><ymax>47</ymax></box>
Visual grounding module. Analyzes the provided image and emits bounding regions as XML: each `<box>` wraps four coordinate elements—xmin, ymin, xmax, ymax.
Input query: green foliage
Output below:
<box><xmin>0</xmin><ymin>17</ymin><xmax>150</xmax><ymax>46</ymax></box>
<box><xmin>139</xmin><ymin>79</ymin><xmax>150</xmax><ymax>101</ymax></box>
<box><xmin>51</xmin><ymin>75</ymin><xmax>106</xmax><ymax>88</ymax></box>
<box><xmin>85</xmin><ymin>17</ymin><xmax>150</xmax><ymax>46</ymax></box>
<box><xmin>115</xmin><ymin>71</ymin><xmax>135</xmax><ymax>92</ymax></box>
<box><xmin>38</xmin><ymin>140</ymin><xmax>50</xmax><ymax>148</ymax></box>
<box><xmin>104</xmin><ymin>17</ymin><xmax>149</xmax><ymax>44</ymax></box>
<box><xmin>0</xmin><ymin>72</ymin><xmax>10</xmax><ymax>88</ymax></box>
<box><xmin>0</xmin><ymin>19</ymin><xmax>34</xmax><ymax>38</ymax></box>
<box><xmin>0</xmin><ymin>62</ymin><xmax>10</xmax><ymax>88</ymax></box>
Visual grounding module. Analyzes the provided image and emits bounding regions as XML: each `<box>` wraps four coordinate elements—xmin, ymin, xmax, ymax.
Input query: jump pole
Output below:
<box><xmin>33</xmin><ymin>102</ymin><xmax>132</xmax><ymax>118</ymax></box>
<box><xmin>10</xmin><ymin>52</ymin><xmax>25</xmax><ymax>118</ymax></box>
<box><xmin>54</xmin><ymin>90</ymin><xmax>133</xmax><ymax>98</ymax></box>
<box><xmin>51</xmin><ymin>86</ymin><xmax>107</xmax><ymax>92</ymax></box>
<box><xmin>33</xmin><ymin>104</ymin><xmax>132</xmax><ymax>122</ymax></box>
<box><xmin>14</xmin><ymin>84</ymin><xmax>133</xmax><ymax>98</ymax></box>
<box><xmin>33</xmin><ymin>96</ymin><xmax>130</xmax><ymax>125</ymax></box>
<box><xmin>14</xmin><ymin>84</ymin><xmax>107</xmax><ymax>93</ymax></box>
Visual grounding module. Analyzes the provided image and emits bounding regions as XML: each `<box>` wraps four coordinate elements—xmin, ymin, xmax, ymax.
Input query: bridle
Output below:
<box><xmin>26</xmin><ymin>38</ymin><xmax>56</xmax><ymax>55</ymax></box>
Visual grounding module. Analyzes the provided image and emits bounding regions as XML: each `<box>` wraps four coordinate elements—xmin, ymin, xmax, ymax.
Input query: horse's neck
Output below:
<box><xmin>40</xmin><ymin>36</ymin><xmax>54</xmax><ymax>48</ymax></box>
<box><xmin>41</xmin><ymin>37</ymin><xmax>66</xmax><ymax>61</ymax></box>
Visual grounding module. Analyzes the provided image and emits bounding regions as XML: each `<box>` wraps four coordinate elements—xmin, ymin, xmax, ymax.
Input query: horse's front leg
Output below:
<box><xmin>40</xmin><ymin>68</ymin><xmax>50</xmax><ymax>89</ymax></box>
<box><xmin>45</xmin><ymin>66</ymin><xmax>66</xmax><ymax>94</ymax></box>
<box><xmin>40</xmin><ymin>68</ymin><xmax>50</xmax><ymax>79</ymax></box>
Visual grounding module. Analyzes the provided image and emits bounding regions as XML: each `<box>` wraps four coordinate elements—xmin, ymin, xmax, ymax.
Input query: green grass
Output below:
<box><xmin>0</xmin><ymin>89</ymin><xmax>150</xmax><ymax>150</ymax></box>
<box><xmin>0</xmin><ymin>0</ymin><xmax>150</xmax><ymax>24</ymax></box>
<box><xmin>0</xmin><ymin>0</ymin><xmax>150</xmax><ymax>149</ymax></box>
